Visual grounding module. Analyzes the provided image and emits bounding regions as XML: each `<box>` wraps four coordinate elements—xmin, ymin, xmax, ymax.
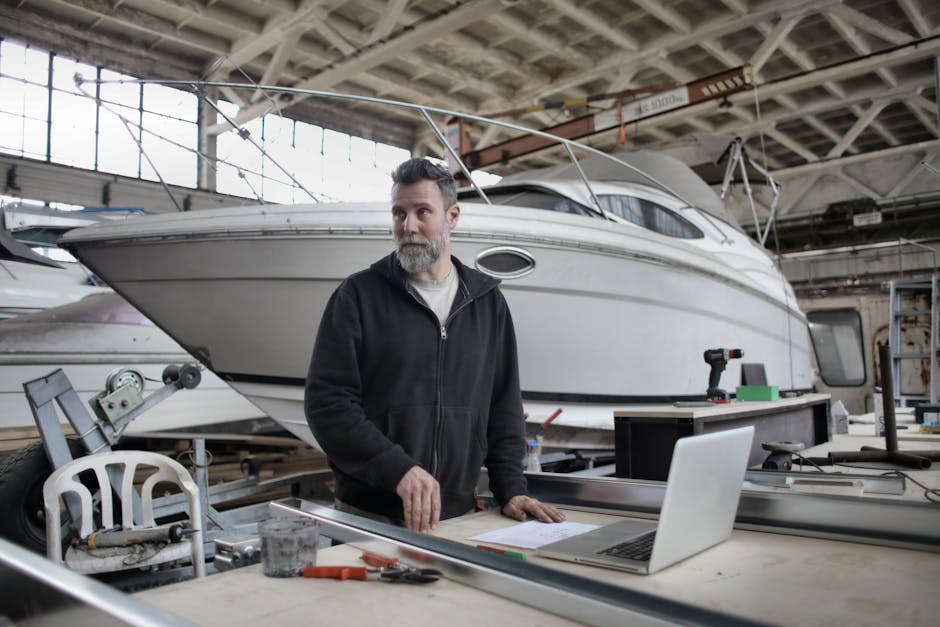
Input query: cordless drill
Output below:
<box><xmin>704</xmin><ymin>348</ymin><xmax>743</xmax><ymax>402</ymax></box>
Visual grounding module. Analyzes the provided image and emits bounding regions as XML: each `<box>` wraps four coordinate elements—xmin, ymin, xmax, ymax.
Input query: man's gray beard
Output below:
<box><xmin>396</xmin><ymin>231</ymin><xmax>448</xmax><ymax>274</ymax></box>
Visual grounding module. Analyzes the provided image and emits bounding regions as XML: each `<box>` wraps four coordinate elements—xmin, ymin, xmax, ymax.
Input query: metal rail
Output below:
<box><xmin>0</xmin><ymin>536</ymin><xmax>193</xmax><ymax>626</ymax></box>
<box><xmin>515</xmin><ymin>472</ymin><xmax>940</xmax><ymax>553</ymax></box>
<box><xmin>83</xmin><ymin>76</ymin><xmax>703</xmax><ymax>214</ymax></box>
<box><xmin>271</xmin><ymin>499</ymin><xmax>766</xmax><ymax>627</ymax></box>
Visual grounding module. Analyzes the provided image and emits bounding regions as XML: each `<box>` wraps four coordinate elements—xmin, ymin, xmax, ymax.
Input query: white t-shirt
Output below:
<box><xmin>410</xmin><ymin>268</ymin><xmax>459</xmax><ymax>325</ymax></box>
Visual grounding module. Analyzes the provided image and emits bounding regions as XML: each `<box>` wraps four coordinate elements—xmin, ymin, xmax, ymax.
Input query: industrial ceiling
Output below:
<box><xmin>1</xmin><ymin>0</ymin><xmax>938</xmax><ymax>257</ymax></box>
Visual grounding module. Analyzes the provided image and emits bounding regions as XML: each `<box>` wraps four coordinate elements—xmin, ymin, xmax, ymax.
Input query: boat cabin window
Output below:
<box><xmin>11</xmin><ymin>228</ymin><xmax>79</xmax><ymax>263</ymax></box>
<box><xmin>596</xmin><ymin>194</ymin><xmax>703</xmax><ymax>239</ymax></box>
<box><xmin>467</xmin><ymin>188</ymin><xmax>595</xmax><ymax>217</ymax></box>
<box><xmin>807</xmin><ymin>308</ymin><xmax>866</xmax><ymax>387</ymax></box>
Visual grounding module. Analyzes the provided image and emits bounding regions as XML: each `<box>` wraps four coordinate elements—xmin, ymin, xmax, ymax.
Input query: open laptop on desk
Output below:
<box><xmin>536</xmin><ymin>425</ymin><xmax>754</xmax><ymax>575</ymax></box>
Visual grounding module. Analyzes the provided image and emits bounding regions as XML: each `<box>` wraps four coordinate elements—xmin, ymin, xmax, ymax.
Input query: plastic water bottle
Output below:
<box><xmin>524</xmin><ymin>438</ymin><xmax>541</xmax><ymax>472</ymax></box>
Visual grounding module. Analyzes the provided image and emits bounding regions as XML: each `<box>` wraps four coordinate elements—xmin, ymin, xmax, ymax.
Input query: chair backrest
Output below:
<box><xmin>43</xmin><ymin>450</ymin><xmax>205</xmax><ymax>577</ymax></box>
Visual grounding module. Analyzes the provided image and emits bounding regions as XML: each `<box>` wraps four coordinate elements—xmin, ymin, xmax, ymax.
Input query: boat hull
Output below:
<box><xmin>0</xmin><ymin>296</ymin><xmax>267</xmax><ymax>438</ymax></box>
<box><xmin>60</xmin><ymin>203</ymin><xmax>814</xmax><ymax>448</ymax></box>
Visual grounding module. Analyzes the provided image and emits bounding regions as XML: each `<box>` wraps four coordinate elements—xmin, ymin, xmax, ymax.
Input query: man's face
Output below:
<box><xmin>392</xmin><ymin>180</ymin><xmax>459</xmax><ymax>275</ymax></box>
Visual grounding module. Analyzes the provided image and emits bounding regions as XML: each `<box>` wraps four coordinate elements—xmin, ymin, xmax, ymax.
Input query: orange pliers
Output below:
<box><xmin>302</xmin><ymin>551</ymin><xmax>441</xmax><ymax>584</ymax></box>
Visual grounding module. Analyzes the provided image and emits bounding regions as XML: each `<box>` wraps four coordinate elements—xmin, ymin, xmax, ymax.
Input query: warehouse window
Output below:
<box><xmin>0</xmin><ymin>39</ymin><xmax>413</xmax><ymax>205</ymax></box>
<box><xmin>807</xmin><ymin>309</ymin><xmax>866</xmax><ymax>387</ymax></box>
<box><xmin>0</xmin><ymin>40</ymin><xmax>49</xmax><ymax>160</ymax></box>
<box><xmin>216</xmin><ymin>106</ymin><xmax>410</xmax><ymax>203</ymax></box>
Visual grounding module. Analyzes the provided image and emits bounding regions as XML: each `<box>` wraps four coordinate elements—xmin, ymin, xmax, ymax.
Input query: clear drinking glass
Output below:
<box><xmin>259</xmin><ymin>517</ymin><xmax>319</xmax><ymax>577</ymax></box>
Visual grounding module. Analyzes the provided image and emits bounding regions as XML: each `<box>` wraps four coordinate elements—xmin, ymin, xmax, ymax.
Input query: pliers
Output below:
<box><xmin>302</xmin><ymin>551</ymin><xmax>441</xmax><ymax>584</ymax></box>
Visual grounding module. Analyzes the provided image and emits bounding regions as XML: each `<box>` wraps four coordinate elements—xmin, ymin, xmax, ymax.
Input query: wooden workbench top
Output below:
<box><xmin>138</xmin><ymin>503</ymin><xmax>940</xmax><ymax>626</ymax></box>
<box><xmin>136</xmin><ymin>538</ymin><xmax>581</xmax><ymax>627</ymax></box>
<box><xmin>136</xmin><ymin>423</ymin><xmax>940</xmax><ymax>626</ymax></box>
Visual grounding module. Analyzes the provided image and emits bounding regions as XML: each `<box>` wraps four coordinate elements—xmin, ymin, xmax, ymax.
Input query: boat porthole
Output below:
<box><xmin>474</xmin><ymin>246</ymin><xmax>535</xmax><ymax>280</ymax></box>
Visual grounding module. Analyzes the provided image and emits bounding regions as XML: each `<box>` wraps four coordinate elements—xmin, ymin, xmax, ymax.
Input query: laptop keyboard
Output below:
<box><xmin>598</xmin><ymin>531</ymin><xmax>656</xmax><ymax>561</ymax></box>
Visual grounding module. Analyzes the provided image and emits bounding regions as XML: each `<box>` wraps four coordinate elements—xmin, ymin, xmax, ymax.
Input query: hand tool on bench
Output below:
<box><xmin>301</xmin><ymin>551</ymin><xmax>441</xmax><ymax>584</ymax></box>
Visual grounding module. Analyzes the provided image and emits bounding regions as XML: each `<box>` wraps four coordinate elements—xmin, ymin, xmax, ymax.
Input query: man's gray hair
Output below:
<box><xmin>391</xmin><ymin>158</ymin><xmax>458</xmax><ymax>209</ymax></box>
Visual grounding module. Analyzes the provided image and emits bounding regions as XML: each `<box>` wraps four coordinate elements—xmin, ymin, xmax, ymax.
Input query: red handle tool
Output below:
<box><xmin>302</xmin><ymin>566</ymin><xmax>370</xmax><ymax>580</ymax></box>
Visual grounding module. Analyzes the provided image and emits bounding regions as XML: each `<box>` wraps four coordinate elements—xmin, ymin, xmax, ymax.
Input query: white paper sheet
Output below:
<box><xmin>467</xmin><ymin>520</ymin><xmax>600</xmax><ymax>549</ymax></box>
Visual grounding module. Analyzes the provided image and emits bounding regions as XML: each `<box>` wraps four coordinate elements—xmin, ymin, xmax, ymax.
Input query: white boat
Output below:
<box><xmin>0</xmin><ymin>203</ymin><xmax>113</xmax><ymax>318</ymax></box>
<box><xmin>58</xmin><ymin>149</ymin><xmax>814</xmax><ymax>448</ymax></box>
<box><xmin>47</xmin><ymin>86</ymin><xmax>813</xmax><ymax>448</ymax></box>
<box><xmin>0</xmin><ymin>292</ymin><xmax>269</xmax><ymax>438</ymax></box>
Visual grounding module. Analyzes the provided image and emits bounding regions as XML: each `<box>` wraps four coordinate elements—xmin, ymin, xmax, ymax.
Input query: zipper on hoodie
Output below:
<box><xmin>404</xmin><ymin>272</ymin><xmax>499</xmax><ymax>481</ymax></box>
<box><xmin>405</xmin><ymin>278</ymin><xmax>476</xmax><ymax>477</ymax></box>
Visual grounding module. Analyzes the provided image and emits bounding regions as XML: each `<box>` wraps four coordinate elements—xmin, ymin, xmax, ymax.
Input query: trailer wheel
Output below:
<box><xmin>0</xmin><ymin>440</ymin><xmax>85</xmax><ymax>554</ymax></box>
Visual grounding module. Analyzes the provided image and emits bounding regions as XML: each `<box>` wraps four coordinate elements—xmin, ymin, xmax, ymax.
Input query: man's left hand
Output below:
<box><xmin>501</xmin><ymin>495</ymin><xmax>566</xmax><ymax>523</ymax></box>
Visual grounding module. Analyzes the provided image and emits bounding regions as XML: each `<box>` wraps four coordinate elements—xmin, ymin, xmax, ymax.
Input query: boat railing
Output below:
<box><xmin>75</xmin><ymin>75</ymin><xmax>704</xmax><ymax>219</ymax></box>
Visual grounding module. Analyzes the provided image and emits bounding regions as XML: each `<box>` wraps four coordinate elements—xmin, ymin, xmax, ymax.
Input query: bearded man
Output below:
<box><xmin>304</xmin><ymin>157</ymin><xmax>564</xmax><ymax>532</ymax></box>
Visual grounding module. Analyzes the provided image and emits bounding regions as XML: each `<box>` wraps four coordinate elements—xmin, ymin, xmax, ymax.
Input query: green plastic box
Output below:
<box><xmin>736</xmin><ymin>385</ymin><xmax>779</xmax><ymax>401</ymax></box>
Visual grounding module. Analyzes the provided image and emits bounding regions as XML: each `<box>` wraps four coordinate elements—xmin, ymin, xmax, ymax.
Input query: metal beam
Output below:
<box><xmin>451</xmin><ymin>66</ymin><xmax>753</xmax><ymax>171</ymax></box>
<box><xmin>515</xmin><ymin>472</ymin><xmax>940</xmax><ymax>552</ymax></box>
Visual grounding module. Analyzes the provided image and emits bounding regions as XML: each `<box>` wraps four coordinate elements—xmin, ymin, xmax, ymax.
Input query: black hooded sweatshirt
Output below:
<box><xmin>304</xmin><ymin>252</ymin><xmax>528</xmax><ymax>520</ymax></box>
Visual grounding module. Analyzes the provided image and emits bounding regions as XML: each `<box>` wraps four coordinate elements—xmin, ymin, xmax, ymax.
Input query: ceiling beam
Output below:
<box><xmin>896</xmin><ymin>0</ymin><xmax>934</xmax><ymax>38</ymax></box>
<box><xmin>773</xmin><ymin>139</ymin><xmax>940</xmax><ymax>179</ymax></box>
<box><xmin>492</xmin><ymin>9</ymin><xmax>594</xmax><ymax>69</ymax></box>
<box><xmin>777</xmin><ymin>173</ymin><xmax>822</xmax><ymax>217</ymax></box>
<box><xmin>829</xmin><ymin>4</ymin><xmax>914</xmax><ymax>46</ymax></box>
<box><xmin>366</xmin><ymin>0</ymin><xmax>410</xmax><ymax>45</ymax></box>
<box><xmin>632</xmin><ymin>0</ymin><xmax>691</xmax><ymax>34</ymax></box>
<box><xmin>207</xmin><ymin>0</ymin><xmax>504</xmax><ymax>135</ymax></box>
<box><xmin>906</xmin><ymin>95</ymin><xmax>940</xmax><ymax>136</ymax></box>
<box><xmin>726</xmin><ymin>37</ymin><xmax>940</xmax><ymax>102</ymax></box>
<box><xmin>749</xmin><ymin>15</ymin><xmax>803</xmax><ymax>76</ymax></box>
<box><xmin>250</xmin><ymin>27</ymin><xmax>307</xmax><ymax>103</ymax></box>
<box><xmin>207</xmin><ymin>0</ymin><xmax>328</xmax><ymax>78</ymax></box>
<box><xmin>39</xmin><ymin>0</ymin><xmax>233</xmax><ymax>59</ymax></box>
<box><xmin>887</xmin><ymin>153</ymin><xmax>936</xmax><ymax>197</ymax></box>
<box><xmin>827</xmin><ymin>100</ymin><xmax>889</xmax><ymax>157</ymax></box>
<box><xmin>546</xmin><ymin>0</ymin><xmax>639</xmax><ymax>52</ymax></box>
<box><xmin>834</xmin><ymin>170</ymin><xmax>883</xmax><ymax>199</ymax></box>
<box><xmin>309</xmin><ymin>6</ymin><xmax>358</xmax><ymax>56</ymax></box>
<box><xmin>766</xmin><ymin>128</ymin><xmax>818</xmax><ymax>162</ymax></box>
<box><xmin>824</xmin><ymin>10</ymin><xmax>899</xmax><ymax>88</ymax></box>
<box><xmin>510</xmin><ymin>0</ymin><xmax>844</xmax><ymax>103</ymax></box>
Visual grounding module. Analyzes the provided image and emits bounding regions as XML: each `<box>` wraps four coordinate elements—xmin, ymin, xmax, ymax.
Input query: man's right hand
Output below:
<box><xmin>396</xmin><ymin>466</ymin><xmax>441</xmax><ymax>532</ymax></box>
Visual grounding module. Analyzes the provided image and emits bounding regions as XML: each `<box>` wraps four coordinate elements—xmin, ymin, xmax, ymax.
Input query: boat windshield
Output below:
<box><xmin>459</xmin><ymin>186</ymin><xmax>596</xmax><ymax>217</ymax></box>
<box><xmin>596</xmin><ymin>194</ymin><xmax>704</xmax><ymax>239</ymax></box>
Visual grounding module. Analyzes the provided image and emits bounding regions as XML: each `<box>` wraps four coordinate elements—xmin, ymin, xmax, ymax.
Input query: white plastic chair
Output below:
<box><xmin>43</xmin><ymin>450</ymin><xmax>205</xmax><ymax>578</ymax></box>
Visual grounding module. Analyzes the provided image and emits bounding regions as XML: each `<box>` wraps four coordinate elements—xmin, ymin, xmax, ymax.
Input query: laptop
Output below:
<box><xmin>536</xmin><ymin>425</ymin><xmax>754</xmax><ymax>574</ymax></box>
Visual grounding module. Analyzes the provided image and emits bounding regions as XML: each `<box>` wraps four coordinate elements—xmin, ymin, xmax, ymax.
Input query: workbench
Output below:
<box><xmin>613</xmin><ymin>393</ymin><xmax>832</xmax><ymax>479</ymax></box>
<box><xmin>136</xmin><ymin>420</ymin><xmax>940</xmax><ymax>627</ymax></box>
